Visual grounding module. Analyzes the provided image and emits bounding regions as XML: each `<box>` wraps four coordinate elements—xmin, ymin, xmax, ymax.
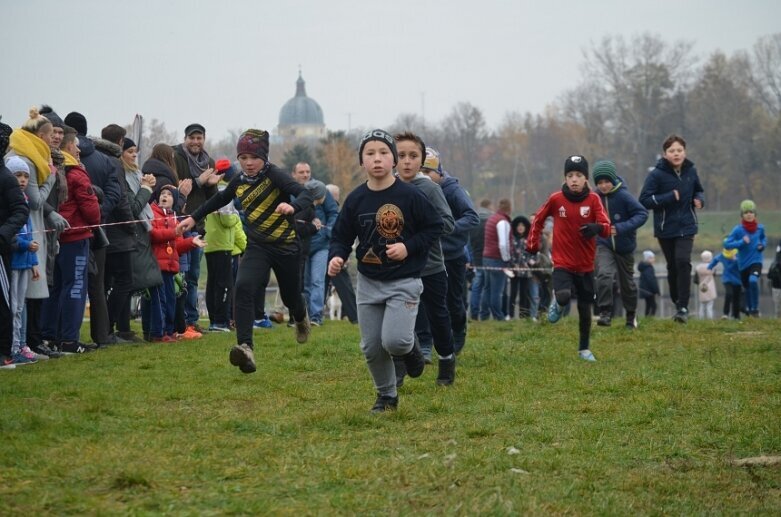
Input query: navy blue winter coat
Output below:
<box><xmin>639</xmin><ymin>157</ymin><xmax>704</xmax><ymax>239</ymax></box>
<box><xmin>595</xmin><ymin>177</ymin><xmax>648</xmax><ymax>254</ymax></box>
<box><xmin>439</xmin><ymin>175</ymin><xmax>479</xmax><ymax>260</ymax></box>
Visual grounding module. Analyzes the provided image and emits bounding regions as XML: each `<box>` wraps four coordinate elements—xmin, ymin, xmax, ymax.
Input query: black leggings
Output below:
<box><xmin>552</xmin><ymin>269</ymin><xmax>594</xmax><ymax>351</ymax></box>
<box><xmin>234</xmin><ymin>241</ymin><xmax>306</xmax><ymax>347</ymax></box>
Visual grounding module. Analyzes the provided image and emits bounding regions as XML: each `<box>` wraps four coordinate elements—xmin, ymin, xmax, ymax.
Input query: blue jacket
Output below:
<box><xmin>708</xmin><ymin>253</ymin><xmax>741</xmax><ymax>285</ymax></box>
<box><xmin>637</xmin><ymin>261</ymin><xmax>659</xmax><ymax>297</ymax></box>
<box><xmin>723</xmin><ymin>223</ymin><xmax>767</xmax><ymax>271</ymax></box>
<box><xmin>11</xmin><ymin>215</ymin><xmax>39</xmax><ymax>270</ymax></box>
<box><xmin>595</xmin><ymin>177</ymin><xmax>648</xmax><ymax>254</ymax></box>
<box><xmin>308</xmin><ymin>190</ymin><xmax>339</xmax><ymax>254</ymax></box>
<box><xmin>439</xmin><ymin>175</ymin><xmax>479</xmax><ymax>260</ymax></box>
<box><xmin>639</xmin><ymin>158</ymin><xmax>704</xmax><ymax>238</ymax></box>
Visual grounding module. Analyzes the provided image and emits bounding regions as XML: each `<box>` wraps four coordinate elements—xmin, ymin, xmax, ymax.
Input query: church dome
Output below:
<box><xmin>279</xmin><ymin>72</ymin><xmax>324</xmax><ymax>126</ymax></box>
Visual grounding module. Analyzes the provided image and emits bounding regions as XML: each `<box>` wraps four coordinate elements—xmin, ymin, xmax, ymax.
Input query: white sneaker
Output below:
<box><xmin>579</xmin><ymin>350</ymin><xmax>597</xmax><ymax>362</ymax></box>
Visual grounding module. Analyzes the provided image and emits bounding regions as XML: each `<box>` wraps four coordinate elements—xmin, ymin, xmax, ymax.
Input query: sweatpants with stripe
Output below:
<box><xmin>41</xmin><ymin>239</ymin><xmax>90</xmax><ymax>343</ymax></box>
<box><xmin>357</xmin><ymin>274</ymin><xmax>423</xmax><ymax>399</ymax></box>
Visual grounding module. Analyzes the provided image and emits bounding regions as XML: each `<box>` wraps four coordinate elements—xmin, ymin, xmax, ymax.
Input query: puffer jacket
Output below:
<box><xmin>639</xmin><ymin>157</ymin><xmax>704</xmax><ymax>239</ymax></box>
<box><xmin>595</xmin><ymin>177</ymin><xmax>648</xmax><ymax>254</ymax></box>
<box><xmin>439</xmin><ymin>175</ymin><xmax>479</xmax><ymax>260</ymax></box>
<box><xmin>150</xmin><ymin>202</ymin><xmax>196</xmax><ymax>273</ymax></box>
<box><xmin>58</xmin><ymin>164</ymin><xmax>101</xmax><ymax>244</ymax></box>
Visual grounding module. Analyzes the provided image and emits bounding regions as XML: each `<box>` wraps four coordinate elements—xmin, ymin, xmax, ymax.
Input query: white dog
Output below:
<box><xmin>327</xmin><ymin>286</ymin><xmax>342</xmax><ymax>321</ymax></box>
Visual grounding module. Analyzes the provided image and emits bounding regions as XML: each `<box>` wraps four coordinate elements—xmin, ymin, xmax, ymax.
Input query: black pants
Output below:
<box><xmin>235</xmin><ymin>241</ymin><xmax>306</xmax><ymax>346</ymax></box>
<box><xmin>552</xmin><ymin>268</ymin><xmax>594</xmax><ymax>351</ymax></box>
<box><xmin>508</xmin><ymin>276</ymin><xmax>530</xmax><ymax>318</ymax></box>
<box><xmin>326</xmin><ymin>268</ymin><xmax>358</xmax><ymax>323</ymax></box>
<box><xmin>723</xmin><ymin>283</ymin><xmax>741</xmax><ymax>319</ymax></box>
<box><xmin>642</xmin><ymin>295</ymin><xmax>657</xmax><ymax>317</ymax></box>
<box><xmin>88</xmin><ymin>247</ymin><xmax>111</xmax><ymax>343</ymax></box>
<box><xmin>445</xmin><ymin>255</ymin><xmax>468</xmax><ymax>353</ymax></box>
<box><xmin>25</xmin><ymin>298</ymin><xmax>43</xmax><ymax>349</ymax></box>
<box><xmin>0</xmin><ymin>254</ymin><xmax>11</xmax><ymax>357</ymax></box>
<box><xmin>105</xmin><ymin>251</ymin><xmax>134</xmax><ymax>334</ymax></box>
<box><xmin>415</xmin><ymin>271</ymin><xmax>455</xmax><ymax>357</ymax></box>
<box><xmin>205</xmin><ymin>251</ymin><xmax>234</xmax><ymax>326</ymax></box>
<box><xmin>658</xmin><ymin>236</ymin><xmax>694</xmax><ymax>311</ymax></box>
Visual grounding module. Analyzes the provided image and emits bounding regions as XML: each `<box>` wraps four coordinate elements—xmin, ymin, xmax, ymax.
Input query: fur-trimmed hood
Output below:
<box><xmin>93</xmin><ymin>137</ymin><xmax>122</xmax><ymax>158</ymax></box>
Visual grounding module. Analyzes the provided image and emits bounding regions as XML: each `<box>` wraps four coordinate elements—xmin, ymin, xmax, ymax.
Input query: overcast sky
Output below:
<box><xmin>2</xmin><ymin>0</ymin><xmax>778</xmax><ymax>141</ymax></box>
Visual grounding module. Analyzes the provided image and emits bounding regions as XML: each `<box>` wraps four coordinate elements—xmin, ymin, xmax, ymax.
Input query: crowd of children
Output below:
<box><xmin>2</xmin><ymin>111</ymin><xmax>779</xmax><ymax>413</ymax></box>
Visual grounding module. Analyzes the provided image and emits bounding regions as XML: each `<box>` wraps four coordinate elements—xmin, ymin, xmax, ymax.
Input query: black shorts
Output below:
<box><xmin>552</xmin><ymin>268</ymin><xmax>595</xmax><ymax>304</ymax></box>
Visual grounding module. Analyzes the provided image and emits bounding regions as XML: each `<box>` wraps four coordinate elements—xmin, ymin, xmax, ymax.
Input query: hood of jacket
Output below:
<box><xmin>93</xmin><ymin>138</ymin><xmax>122</xmax><ymax>158</ymax></box>
<box><xmin>511</xmin><ymin>215</ymin><xmax>531</xmax><ymax>238</ymax></box>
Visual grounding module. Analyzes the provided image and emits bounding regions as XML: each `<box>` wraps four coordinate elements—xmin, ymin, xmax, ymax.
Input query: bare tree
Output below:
<box><xmin>747</xmin><ymin>33</ymin><xmax>781</xmax><ymax>117</ymax></box>
<box><xmin>579</xmin><ymin>34</ymin><xmax>695</xmax><ymax>190</ymax></box>
<box><xmin>440</xmin><ymin>102</ymin><xmax>487</xmax><ymax>193</ymax></box>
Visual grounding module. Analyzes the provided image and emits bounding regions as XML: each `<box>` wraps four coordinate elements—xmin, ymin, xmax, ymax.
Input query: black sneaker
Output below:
<box><xmin>33</xmin><ymin>341</ymin><xmax>64</xmax><ymax>359</ymax></box>
<box><xmin>625</xmin><ymin>311</ymin><xmax>638</xmax><ymax>329</ymax></box>
<box><xmin>294</xmin><ymin>313</ymin><xmax>311</xmax><ymax>344</ymax></box>
<box><xmin>371</xmin><ymin>394</ymin><xmax>398</xmax><ymax>414</ymax></box>
<box><xmin>596</xmin><ymin>311</ymin><xmax>612</xmax><ymax>327</ymax></box>
<box><xmin>59</xmin><ymin>341</ymin><xmax>98</xmax><ymax>354</ymax></box>
<box><xmin>393</xmin><ymin>356</ymin><xmax>407</xmax><ymax>388</ymax></box>
<box><xmin>398</xmin><ymin>340</ymin><xmax>425</xmax><ymax>378</ymax></box>
<box><xmin>436</xmin><ymin>356</ymin><xmax>456</xmax><ymax>386</ymax></box>
<box><xmin>673</xmin><ymin>308</ymin><xmax>689</xmax><ymax>323</ymax></box>
<box><xmin>229</xmin><ymin>343</ymin><xmax>256</xmax><ymax>374</ymax></box>
<box><xmin>116</xmin><ymin>331</ymin><xmax>144</xmax><ymax>343</ymax></box>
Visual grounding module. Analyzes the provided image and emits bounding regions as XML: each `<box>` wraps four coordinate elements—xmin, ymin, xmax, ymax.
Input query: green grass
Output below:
<box><xmin>2</xmin><ymin>318</ymin><xmax>780</xmax><ymax>514</ymax></box>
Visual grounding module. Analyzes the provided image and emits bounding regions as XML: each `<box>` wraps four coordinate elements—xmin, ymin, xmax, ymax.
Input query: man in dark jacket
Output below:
<box><xmin>421</xmin><ymin>148</ymin><xmax>479</xmax><ymax>354</ymax></box>
<box><xmin>0</xmin><ymin>121</ymin><xmax>31</xmax><ymax>368</ymax></box>
<box><xmin>639</xmin><ymin>135</ymin><xmax>704</xmax><ymax>323</ymax></box>
<box><xmin>592</xmin><ymin>161</ymin><xmax>648</xmax><ymax>328</ymax></box>
<box><xmin>174</xmin><ymin>123</ymin><xmax>219</xmax><ymax>333</ymax></box>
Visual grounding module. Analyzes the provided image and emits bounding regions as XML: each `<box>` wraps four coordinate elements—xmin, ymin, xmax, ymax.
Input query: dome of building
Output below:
<box><xmin>279</xmin><ymin>72</ymin><xmax>324</xmax><ymax>126</ymax></box>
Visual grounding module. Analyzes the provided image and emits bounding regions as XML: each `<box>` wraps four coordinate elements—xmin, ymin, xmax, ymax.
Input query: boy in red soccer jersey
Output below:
<box><xmin>526</xmin><ymin>155</ymin><xmax>610</xmax><ymax>362</ymax></box>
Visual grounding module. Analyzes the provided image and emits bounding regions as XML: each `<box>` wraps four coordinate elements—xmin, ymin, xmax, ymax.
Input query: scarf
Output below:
<box><xmin>124</xmin><ymin>162</ymin><xmax>154</xmax><ymax>232</ymax></box>
<box><xmin>742</xmin><ymin>219</ymin><xmax>758</xmax><ymax>234</ymax></box>
<box><xmin>240</xmin><ymin>161</ymin><xmax>271</xmax><ymax>184</ymax></box>
<box><xmin>562</xmin><ymin>183</ymin><xmax>590</xmax><ymax>203</ymax></box>
<box><xmin>183</xmin><ymin>146</ymin><xmax>212</xmax><ymax>180</ymax></box>
<box><xmin>8</xmin><ymin>129</ymin><xmax>52</xmax><ymax>184</ymax></box>
<box><xmin>62</xmin><ymin>150</ymin><xmax>79</xmax><ymax>167</ymax></box>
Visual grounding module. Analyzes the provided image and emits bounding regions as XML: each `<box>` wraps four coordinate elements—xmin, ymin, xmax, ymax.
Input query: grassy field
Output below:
<box><xmin>2</xmin><ymin>317</ymin><xmax>780</xmax><ymax>515</ymax></box>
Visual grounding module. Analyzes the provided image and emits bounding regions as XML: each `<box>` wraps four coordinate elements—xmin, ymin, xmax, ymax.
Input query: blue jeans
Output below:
<box><xmin>483</xmin><ymin>257</ymin><xmax>507</xmax><ymax>320</ymax></box>
<box><xmin>470</xmin><ymin>268</ymin><xmax>490</xmax><ymax>320</ymax></box>
<box><xmin>304</xmin><ymin>248</ymin><xmax>328</xmax><ymax>323</ymax></box>
<box><xmin>149</xmin><ymin>272</ymin><xmax>176</xmax><ymax>338</ymax></box>
<box><xmin>185</xmin><ymin>247</ymin><xmax>203</xmax><ymax>325</ymax></box>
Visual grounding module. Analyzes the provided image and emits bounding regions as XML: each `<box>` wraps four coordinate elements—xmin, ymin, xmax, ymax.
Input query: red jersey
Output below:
<box><xmin>526</xmin><ymin>189</ymin><xmax>610</xmax><ymax>273</ymax></box>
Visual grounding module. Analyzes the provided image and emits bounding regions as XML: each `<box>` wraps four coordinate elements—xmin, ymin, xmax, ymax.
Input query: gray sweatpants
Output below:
<box><xmin>595</xmin><ymin>246</ymin><xmax>638</xmax><ymax>313</ymax></box>
<box><xmin>356</xmin><ymin>273</ymin><xmax>423</xmax><ymax>398</ymax></box>
<box><xmin>11</xmin><ymin>269</ymin><xmax>31</xmax><ymax>355</ymax></box>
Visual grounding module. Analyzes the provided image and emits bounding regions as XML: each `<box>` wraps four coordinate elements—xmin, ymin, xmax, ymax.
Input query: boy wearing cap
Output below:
<box><xmin>178</xmin><ymin>129</ymin><xmax>314</xmax><ymax>374</ymax></box>
<box><xmin>420</xmin><ymin>147</ymin><xmax>479</xmax><ymax>355</ymax></box>
<box><xmin>591</xmin><ymin>160</ymin><xmax>648</xmax><ymax>328</ymax></box>
<box><xmin>328</xmin><ymin>129</ymin><xmax>442</xmax><ymax>412</ymax></box>
<box><xmin>723</xmin><ymin>200</ymin><xmax>766</xmax><ymax>317</ymax></box>
<box><xmin>526</xmin><ymin>155</ymin><xmax>610</xmax><ymax>362</ymax></box>
<box><xmin>6</xmin><ymin>157</ymin><xmax>41</xmax><ymax>364</ymax></box>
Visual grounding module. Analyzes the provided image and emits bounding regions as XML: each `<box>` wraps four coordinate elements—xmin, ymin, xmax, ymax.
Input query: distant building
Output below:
<box><xmin>276</xmin><ymin>71</ymin><xmax>326</xmax><ymax>143</ymax></box>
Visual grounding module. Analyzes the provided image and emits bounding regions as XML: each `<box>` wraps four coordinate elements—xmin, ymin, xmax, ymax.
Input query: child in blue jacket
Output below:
<box><xmin>723</xmin><ymin>200</ymin><xmax>766</xmax><ymax>317</ymax></box>
<box><xmin>707</xmin><ymin>247</ymin><xmax>741</xmax><ymax>320</ymax></box>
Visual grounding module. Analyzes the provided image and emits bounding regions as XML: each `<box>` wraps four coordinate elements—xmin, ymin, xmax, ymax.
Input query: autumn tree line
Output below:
<box><xmin>137</xmin><ymin>33</ymin><xmax>781</xmax><ymax>215</ymax></box>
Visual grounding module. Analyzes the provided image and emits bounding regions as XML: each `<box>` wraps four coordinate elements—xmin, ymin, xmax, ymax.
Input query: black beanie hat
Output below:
<box><xmin>564</xmin><ymin>155</ymin><xmax>589</xmax><ymax>179</ymax></box>
<box><xmin>0</xmin><ymin>120</ymin><xmax>12</xmax><ymax>156</ymax></box>
<box><xmin>123</xmin><ymin>137</ymin><xmax>136</xmax><ymax>151</ymax></box>
<box><xmin>64</xmin><ymin>112</ymin><xmax>88</xmax><ymax>136</ymax></box>
<box><xmin>40</xmin><ymin>105</ymin><xmax>64</xmax><ymax>128</ymax></box>
<box><xmin>358</xmin><ymin>129</ymin><xmax>398</xmax><ymax>166</ymax></box>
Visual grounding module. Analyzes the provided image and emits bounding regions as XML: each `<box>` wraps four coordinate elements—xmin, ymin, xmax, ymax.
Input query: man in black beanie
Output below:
<box><xmin>40</xmin><ymin>105</ymin><xmax>64</xmax><ymax>148</ymax></box>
